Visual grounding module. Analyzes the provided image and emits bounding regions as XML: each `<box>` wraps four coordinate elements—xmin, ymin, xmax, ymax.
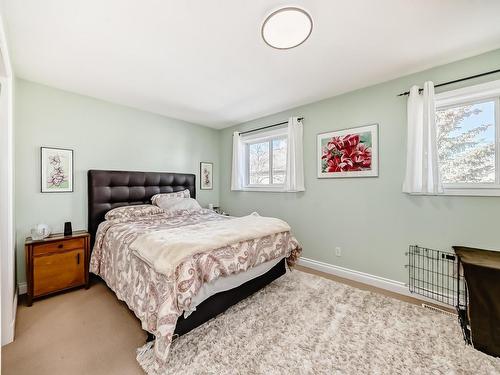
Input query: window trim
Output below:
<box><xmin>240</xmin><ymin>127</ymin><xmax>287</xmax><ymax>192</ymax></box>
<box><xmin>435</xmin><ymin>79</ymin><xmax>500</xmax><ymax>196</ymax></box>
<box><xmin>435</xmin><ymin>78</ymin><xmax>500</xmax><ymax>106</ymax></box>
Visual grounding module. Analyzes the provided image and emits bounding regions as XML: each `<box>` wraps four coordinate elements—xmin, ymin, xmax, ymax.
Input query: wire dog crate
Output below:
<box><xmin>406</xmin><ymin>245</ymin><xmax>471</xmax><ymax>344</ymax></box>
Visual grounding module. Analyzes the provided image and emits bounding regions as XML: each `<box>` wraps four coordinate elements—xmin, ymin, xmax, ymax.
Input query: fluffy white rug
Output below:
<box><xmin>138</xmin><ymin>270</ymin><xmax>500</xmax><ymax>374</ymax></box>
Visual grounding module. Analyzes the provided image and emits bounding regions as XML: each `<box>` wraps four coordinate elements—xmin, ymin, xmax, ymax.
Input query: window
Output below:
<box><xmin>435</xmin><ymin>79</ymin><xmax>500</xmax><ymax>196</ymax></box>
<box><xmin>244</xmin><ymin>129</ymin><xmax>287</xmax><ymax>189</ymax></box>
<box><xmin>231</xmin><ymin>117</ymin><xmax>304</xmax><ymax>192</ymax></box>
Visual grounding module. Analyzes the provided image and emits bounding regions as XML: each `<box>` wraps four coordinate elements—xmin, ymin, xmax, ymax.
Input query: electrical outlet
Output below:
<box><xmin>335</xmin><ymin>247</ymin><xmax>341</xmax><ymax>257</ymax></box>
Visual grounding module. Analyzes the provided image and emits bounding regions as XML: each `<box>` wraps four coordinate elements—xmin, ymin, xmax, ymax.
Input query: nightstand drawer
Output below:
<box><xmin>33</xmin><ymin>249</ymin><xmax>85</xmax><ymax>297</ymax></box>
<box><xmin>33</xmin><ymin>238</ymin><xmax>85</xmax><ymax>256</ymax></box>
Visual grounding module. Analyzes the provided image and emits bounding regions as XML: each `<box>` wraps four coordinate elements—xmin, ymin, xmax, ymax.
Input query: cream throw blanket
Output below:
<box><xmin>130</xmin><ymin>213</ymin><xmax>291</xmax><ymax>276</ymax></box>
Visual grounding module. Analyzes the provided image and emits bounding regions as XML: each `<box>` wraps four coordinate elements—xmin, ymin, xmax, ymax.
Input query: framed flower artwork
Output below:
<box><xmin>41</xmin><ymin>147</ymin><xmax>74</xmax><ymax>192</ymax></box>
<box><xmin>200</xmin><ymin>162</ymin><xmax>213</xmax><ymax>190</ymax></box>
<box><xmin>317</xmin><ymin>124</ymin><xmax>379</xmax><ymax>178</ymax></box>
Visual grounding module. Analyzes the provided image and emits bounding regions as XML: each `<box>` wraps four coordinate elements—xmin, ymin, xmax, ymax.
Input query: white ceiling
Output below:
<box><xmin>3</xmin><ymin>1</ymin><xmax>500</xmax><ymax>129</ymax></box>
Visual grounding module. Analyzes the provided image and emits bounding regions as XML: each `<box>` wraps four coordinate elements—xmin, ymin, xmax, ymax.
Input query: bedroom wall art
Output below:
<box><xmin>40</xmin><ymin>147</ymin><xmax>74</xmax><ymax>192</ymax></box>
<box><xmin>16</xmin><ymin>79</ymin><xmax>220</xmax><ymax>284</ymax></box>
<box><xmin>200</xmin><ymin>161</ymin><xmax>213</xmax><ymax>190</ymax></box>
<box><xmin>219</xmin><ymin>48</ymin><xmax>500</xmax><ymax>286</ymax></box>
<box><xmin>317</xmin><ymin>123</ymin><xmax>379</xmax><ymax>178</ymax></box>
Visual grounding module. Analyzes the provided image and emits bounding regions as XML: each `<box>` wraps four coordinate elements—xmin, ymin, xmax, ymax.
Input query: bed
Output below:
<box><xmin>87</xmin><ymin>169</ymin><xmax>301</xmax><ymax>373</ymax></box>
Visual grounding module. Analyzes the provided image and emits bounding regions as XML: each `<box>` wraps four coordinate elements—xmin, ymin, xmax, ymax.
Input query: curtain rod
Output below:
<box><xmin>397</xmin><ymin>68</ymin><xmax>500</xmax><ymax>97</ymax></box>
<box><xmin>238</xmin><ymin>117</ymin><xmax>304</xmax><ymax>136</ymax></box>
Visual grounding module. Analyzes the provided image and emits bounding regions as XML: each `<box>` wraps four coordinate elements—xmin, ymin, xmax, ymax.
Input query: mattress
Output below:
<box><xmin>184</xmin><ymin>256</ymin><xmax>284</xmax><ymax>317</ymax></box>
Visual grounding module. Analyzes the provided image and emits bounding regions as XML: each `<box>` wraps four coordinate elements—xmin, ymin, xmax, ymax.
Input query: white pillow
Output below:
<box><xmin>151</xmin><ymin>189</ymin><xmax>190</xmax><ymax>205</ymax></box>
<box><xmin>154</xmin><ymin>197</ymin><xmax>202</xmax><ymax>213</ymax></box>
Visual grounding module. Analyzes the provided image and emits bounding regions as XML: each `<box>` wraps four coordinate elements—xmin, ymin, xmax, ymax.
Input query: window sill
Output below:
<box><xmin>440</xmin><ymin>187</ymin><xmax>500</xmax><ymax>197</ymax></box>
<box><xmin>406</xmin><ymin>186</ymin><xmax>500</xmax><ymax>197</ymax></box>
<box><xmin>233</xmin><ymin>186</ymin><xmax>301</xmax><ymax>193</ymax></box>
<box><xmin>240</xmin><ymin>186</ymin><xmax>284</xmax><ymax>192</ymax></box>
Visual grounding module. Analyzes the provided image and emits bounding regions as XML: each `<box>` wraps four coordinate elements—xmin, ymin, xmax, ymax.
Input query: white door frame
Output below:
<box><xmin>0</xmin><ymin>11</ymin><xmax>16</xmax><ymax>346</ymax></box>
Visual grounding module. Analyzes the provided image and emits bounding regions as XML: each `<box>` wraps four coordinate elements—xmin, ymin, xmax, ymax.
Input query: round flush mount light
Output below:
<box><xmin>261</xmin><ymin>7</ymin><xmax>313</xmax><ymax>50</ymax></box>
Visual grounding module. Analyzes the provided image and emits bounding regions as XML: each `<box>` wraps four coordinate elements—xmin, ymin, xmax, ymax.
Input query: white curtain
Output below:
<box><xmin>231</xmin><ymin>132</ymin><xmax>245</xmax><ymax>190</ymax></box>
<box><xmin>402</xmin><ymin>81</ymin><xmax>443</xmax><ymax>194</ymax></box>
<box><xmin>284</xmin><ymin>117</ymin><xmax>305</xmax><ymax>192</ymax></box>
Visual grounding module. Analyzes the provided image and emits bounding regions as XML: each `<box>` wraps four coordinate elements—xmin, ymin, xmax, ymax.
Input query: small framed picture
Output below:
<box><xmin>317</xmin><ymin>123</ymin><xmax>379</xmax><ymax>178</ymax></box>
<box><xmin>41</xmin><ymin>147</ymin><xmax>74</xmax><ymax>193</ymax></box>
<box><xmin>200</xmin><ymin>162</ymin><xmax>213</xmax><ymax>190</ymax></box>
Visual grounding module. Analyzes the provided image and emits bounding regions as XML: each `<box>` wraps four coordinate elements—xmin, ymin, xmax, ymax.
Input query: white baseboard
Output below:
<box><xmin>18</xmin><ymin>282</ymin><xmax>27</xmax><ymax>295</ymax></box>
<box><xmin>298</xmin><ymin>257</ymin><xmax>408</xmax><ymax>294</ymax></box>
<box><xmin>298</xmin><ymin>257</ymin><xmax>451</xmax><ymax>308</ymax></box>
<box><xmin>15</xmin><ymin>259</ymin><xmax>451</xmax><ymax>308</ymax></box>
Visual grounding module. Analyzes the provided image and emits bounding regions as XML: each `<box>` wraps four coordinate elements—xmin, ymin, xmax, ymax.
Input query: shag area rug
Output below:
<box><xmin>137</xmin><ymin>270</ymin><xmax>500</xmax><ymax>374</ymax></box>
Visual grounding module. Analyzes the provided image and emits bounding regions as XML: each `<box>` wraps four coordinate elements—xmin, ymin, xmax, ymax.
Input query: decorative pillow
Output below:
<box><xmin>151</xmin><ymin>189</ymin><xmax>191</xmax><ymax>205</ymax></box>
<box><xmin>105</xmin><ymin>204</ymin><xmax>164</xmax><ymax>221</ymax></box>
<box><xmin>154</xmin><ymin>197</ymin><xmax>202</xmax><ymax>213</ymax></box>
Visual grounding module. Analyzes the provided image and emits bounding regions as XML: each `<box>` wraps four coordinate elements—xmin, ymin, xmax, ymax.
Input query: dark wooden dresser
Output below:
<box><xmin>454</xmin><ymin>246</ymin><xmax>500</xmax><ymax>357</ymax></box>
<box><xmin>25</xmin><ymin>230</ymin><xmax>90</xmax><ymax>306</ymax></box>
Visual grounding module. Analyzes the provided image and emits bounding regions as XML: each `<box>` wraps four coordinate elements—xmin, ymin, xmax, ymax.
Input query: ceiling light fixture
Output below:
<box><xmin>261</xmin><ymin>7</ymin><xmax>313</xmax><ymax>50</ymax></box>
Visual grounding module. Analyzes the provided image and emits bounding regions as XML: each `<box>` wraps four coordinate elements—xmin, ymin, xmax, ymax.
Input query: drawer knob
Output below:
<box><xmin>58</xmin><ymin>244</ymin><xmax>63</xmax><ymax>249</ymax></box>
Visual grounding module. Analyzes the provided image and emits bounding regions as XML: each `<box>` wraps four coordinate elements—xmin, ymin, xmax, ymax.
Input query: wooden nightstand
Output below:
<box><xmin>25</xmin><ymin>230</ymin><xmax>90</xmax><ymax>306</ymax></box>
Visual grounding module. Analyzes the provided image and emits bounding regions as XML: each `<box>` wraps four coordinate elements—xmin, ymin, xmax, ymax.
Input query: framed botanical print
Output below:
<box><xmin>200</xmin><ymin>162</ymin><xmax>213</xmax><ymax>190</ymax></box>
<box><xmin>41</xmin><ymin>147</ymin><xmax>74</xmax><ymax>192</ymax></box>
<box><xmin>317</xmin><ymin>123</ymin><xmax>379</xmax><ymax>178</ymax></box>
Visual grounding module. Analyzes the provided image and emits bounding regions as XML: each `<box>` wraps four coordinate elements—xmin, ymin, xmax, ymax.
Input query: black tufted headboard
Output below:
<box><xmin>87</xmin><ymin>170</ymin><xmax>195</xmax><ymax>248</ymax></box>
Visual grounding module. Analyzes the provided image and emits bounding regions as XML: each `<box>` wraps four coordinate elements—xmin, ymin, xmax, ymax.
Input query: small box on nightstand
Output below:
<box><xmin>25</xmin><ymin>230</ymin><xmax>90</xmax><ymax>306</ymax></box>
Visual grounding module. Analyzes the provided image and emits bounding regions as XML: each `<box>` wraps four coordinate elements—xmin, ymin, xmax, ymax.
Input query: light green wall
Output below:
<box><xmin>14</xmin><ymin>49</ymin><xmax>500</xmax><ymax>286</ymax></box>
<box><xmin>15</xmin><ymin>79</ymin><xmax>220</xmax><ymax>283</ymax></box>
<box><xmin>219</xmin><ymin>49</ymin><xmax>500</xmax><ymax>283</ymax></box>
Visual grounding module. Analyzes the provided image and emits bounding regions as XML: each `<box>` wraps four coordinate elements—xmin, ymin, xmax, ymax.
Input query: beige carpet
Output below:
<box><xmin>3</xmin><ymin>270</ymin><xmax>499</xmax><ymax>374</ymax></box>
<box><xmin>1</xmin><ymin>280</ymin><xmax>147</xmax><ymax>375</ymax></box>
<box><xmin>137</xmin><ymin>270</ymin><xmax>500</xmax><ymax>374</ymax></box>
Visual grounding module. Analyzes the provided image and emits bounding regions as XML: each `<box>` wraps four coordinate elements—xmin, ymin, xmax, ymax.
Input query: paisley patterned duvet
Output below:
<box><xmin>90</xmin><ymin>208</ymin><xmax>301</xmax><ymax>373</ymax></box>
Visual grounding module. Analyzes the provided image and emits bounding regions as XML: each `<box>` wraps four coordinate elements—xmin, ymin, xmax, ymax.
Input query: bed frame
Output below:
<box><xmin>87</xmin><ymin>169</ymin><xmax>286</xmax><ymax>338</ymax></box>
